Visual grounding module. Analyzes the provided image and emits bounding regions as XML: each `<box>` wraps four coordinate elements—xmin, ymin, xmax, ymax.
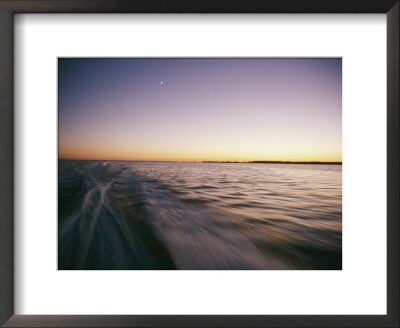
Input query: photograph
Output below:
<box><xmin>58</xmin><ymin>58</ymin><xmax>342</xmax><ymax>270</ymax></box>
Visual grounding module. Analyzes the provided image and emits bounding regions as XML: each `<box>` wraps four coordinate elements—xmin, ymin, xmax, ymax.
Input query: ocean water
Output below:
<box><xmin>58</xmin><ymin>160</ymin><xmax>342</xmax><ymax>270</ymax></box>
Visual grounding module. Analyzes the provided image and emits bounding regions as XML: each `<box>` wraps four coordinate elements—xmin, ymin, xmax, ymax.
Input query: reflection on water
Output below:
<box><xmin>58</xmin><ymin>160</ymin><xmax>342</xmax><ymax>270</ymax></box>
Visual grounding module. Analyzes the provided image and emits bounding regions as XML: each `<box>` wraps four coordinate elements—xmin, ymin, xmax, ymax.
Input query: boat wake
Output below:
<box><xmin>58</xmin><ymin>160</ymin><xmax>341</xmax><ymax>270</ymax></box>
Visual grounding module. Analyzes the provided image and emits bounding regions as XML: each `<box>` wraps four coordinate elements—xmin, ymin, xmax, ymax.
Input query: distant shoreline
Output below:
<box><xmin>203</xmin><ymin>161</ymin><xmax>342</xmax><ymax>165</ymax></box>
<box><xmin>59</xmin><ymin>158</ymin><xmax>342</xmax><ymax>165</ymax></box>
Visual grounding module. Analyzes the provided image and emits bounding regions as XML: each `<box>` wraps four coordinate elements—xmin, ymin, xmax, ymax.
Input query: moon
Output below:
<box><xmin>160</xmin><ymin>81</ymin><xmax>164</xmax><ymax>85</ymax></box>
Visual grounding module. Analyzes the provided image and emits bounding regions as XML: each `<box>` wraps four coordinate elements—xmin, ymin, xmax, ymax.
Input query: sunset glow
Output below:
<box><xmin>58</xmin><ymin>58</ymin><xmax>342</xmax><ymax>162</ymax></box>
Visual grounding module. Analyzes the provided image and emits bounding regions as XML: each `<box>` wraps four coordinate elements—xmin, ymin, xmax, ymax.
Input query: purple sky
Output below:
<box><xmin>58</xmin><ymin>58</ymin><xmax>342</xmax><ymax>162</ymax></box>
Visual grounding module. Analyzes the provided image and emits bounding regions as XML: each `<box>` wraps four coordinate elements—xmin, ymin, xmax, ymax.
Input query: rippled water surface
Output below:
<box><xmin>58</xmin><ymin>160</ymin><xmax>342</xmax><ymax>270</ymax></box>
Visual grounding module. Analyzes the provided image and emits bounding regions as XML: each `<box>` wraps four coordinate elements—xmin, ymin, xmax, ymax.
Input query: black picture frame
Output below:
<box><xmin>0</xmin><ymin>1</ymin><xmax>398</xmax><ymax>327</ymax></box>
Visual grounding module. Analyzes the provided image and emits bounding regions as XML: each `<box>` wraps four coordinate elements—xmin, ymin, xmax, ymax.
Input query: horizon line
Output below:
<box><xmin>58</xmin><ymin>158</ymin><xmax>342</xmax><ymax>164</ymax></box>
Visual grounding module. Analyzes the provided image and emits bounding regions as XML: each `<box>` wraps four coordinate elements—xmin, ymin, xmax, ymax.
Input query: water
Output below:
<box><xmin>58</xmin><ymin>160</ymin><xmax>342</xmax><ymax>270</ymax></box>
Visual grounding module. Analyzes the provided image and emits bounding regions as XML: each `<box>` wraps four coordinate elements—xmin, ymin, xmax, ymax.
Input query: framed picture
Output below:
<box><xmin>0</xmin><ymin>0</ymin><xmax>398</xmax><ymax>327</ymax></box>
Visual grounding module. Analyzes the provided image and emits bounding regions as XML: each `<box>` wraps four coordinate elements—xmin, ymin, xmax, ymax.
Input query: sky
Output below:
<box><xmin>58</xmin><ymin>58</ymin><xmax>342</xmax><ymax>162</ymax></box>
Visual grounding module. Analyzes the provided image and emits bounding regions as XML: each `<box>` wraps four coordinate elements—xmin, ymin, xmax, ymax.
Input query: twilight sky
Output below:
<box><xmin>58</xmin><ymin>58</ymin><xmax>342</xmax><ymax>162</ymax></box>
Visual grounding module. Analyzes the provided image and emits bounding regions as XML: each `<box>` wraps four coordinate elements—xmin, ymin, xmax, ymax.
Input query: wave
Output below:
<box><xmin>58</xmin><ymin>160</ymin><xmax>341</xmax><ymax>270</ymax></box>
